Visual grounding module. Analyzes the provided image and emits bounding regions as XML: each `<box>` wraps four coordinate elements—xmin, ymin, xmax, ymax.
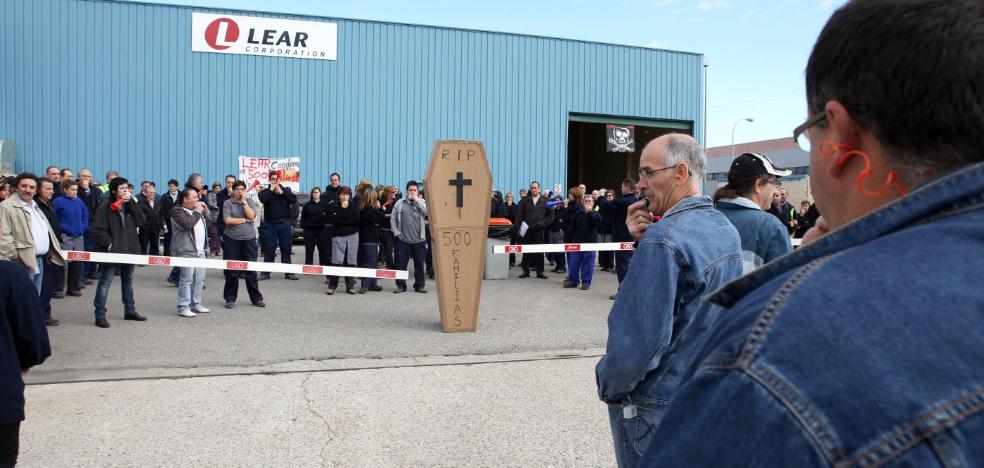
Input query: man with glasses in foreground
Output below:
<box><xmin>638</xmin><ymin>0</ymin><xmax>984</xmax><ymax>465</ymax></box>
<box><xmin>595</xmin><ymin>133</ymin><xmax>743</xmax><ymax>468</ymax></box>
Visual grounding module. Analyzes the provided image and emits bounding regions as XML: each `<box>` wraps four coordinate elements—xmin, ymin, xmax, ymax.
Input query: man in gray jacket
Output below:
<box><xmin>390</xmin><ymin>180</ymin><xmax>428</xmax><ymax>293</ymax></box>
<box><xmin>170</xmin><ymin>188</ymin><xmax>210</xmax><ymax>317</ymax></box>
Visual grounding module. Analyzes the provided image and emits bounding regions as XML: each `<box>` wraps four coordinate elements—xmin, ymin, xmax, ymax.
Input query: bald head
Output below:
<box><xmin>638</xmin><ymin>134</ymin><xmax>704</xmax><ymax>215</ymax></box>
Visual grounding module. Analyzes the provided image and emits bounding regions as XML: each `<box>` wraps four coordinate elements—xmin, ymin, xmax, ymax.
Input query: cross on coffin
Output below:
<box><xmin>449</xmin><ymin>172</ymin><xmax>472</xmax><ymax>208</ymax></box>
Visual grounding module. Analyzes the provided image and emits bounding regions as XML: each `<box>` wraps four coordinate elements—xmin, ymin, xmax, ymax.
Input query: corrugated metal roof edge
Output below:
<box><xmin>98</xmin><ymin>0</ymin><xmax>705</xmax><ymax>57</ymax></box>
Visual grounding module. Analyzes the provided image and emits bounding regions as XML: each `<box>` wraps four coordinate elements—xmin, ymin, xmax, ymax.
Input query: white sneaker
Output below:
<box><xmin>191</xmin><ymin>305</ymin><xmax>211</xmax><ymax>313</ymax></box>
<box><xmin>177</xmin><ymin>309</ymin><xmax>197</xmax><ymax>317</ymax></box>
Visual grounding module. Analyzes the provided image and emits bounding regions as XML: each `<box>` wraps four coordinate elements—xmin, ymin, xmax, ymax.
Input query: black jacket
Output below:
<box><xmin>258</xmin><ymin>185</ymin><xmax>298</xmax><ymax>222</ymax></box>
<box><xmin>328</xmin><ymin>202</ymin><xmax>360</xmax><ymax>237</ymax></box>
<box><xmin>569</xmin><ymin>209</ymin><xmax>602</xmax><ymax>244</ymax></box>
<box><xmin>0</xmin><ymin>261</ymin><xmax>49</xmax><ymax>424</ymax></box>
<box><xmin>562</xmin><ymin>204</ymin><xmax>582</xmax><ymax>243</ymax></box>
<box><xmin>513</xmin><ymin>195</ymin><xmax>554</xmax><ymax>235</ymax></box>
<box><xmin>300</xmin><ymin>200</ymin><xmax>328</xmax><ymax>228</ymax></box>
<box><xmin>322</xmin><ymin>185</ymin><xmax>341</xmax><ymax>207</ymax></box>
<box><xmin>137</xmin><ymin>197</ymin><xmax>164</xmax><ymax>234</ymax></box>
<box><xmin>91</xmin><ymin>198</ymin><xmax>145</xmax><ymax>254</ymax></box>
<box><xmin>160</xmin><ymin>191</ymin><xmax>180</xmax><ymax>228</ymax></box>
<box><xmin>596</xmin><ymin>193</ymin><xmax>638</xmax><ymax>242</ymax></box>
<box><xmin>77</xmin><ymin>184</ymin><xmax>103</xmax><ymax>226</ymax></box>
<box><xmin>359</xmin><ymin>205</ymin><xmax>386</xmax><ymax>243</ymax></box>
<box><xmin>35</xmin><ymin>198</ymin><xmax>63</xmax><ymax>239</ymax></box>
<box><xmin>504</xmin><ymin>202</ymin><xmax>518</xmax><ymax>223</ymax></box>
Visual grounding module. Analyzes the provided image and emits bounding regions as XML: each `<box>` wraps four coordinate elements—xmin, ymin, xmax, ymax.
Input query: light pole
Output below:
<box><xmin>731</xmin><ymin>117</ymin><xmax>754</xmax><ymax>158</ymax></box>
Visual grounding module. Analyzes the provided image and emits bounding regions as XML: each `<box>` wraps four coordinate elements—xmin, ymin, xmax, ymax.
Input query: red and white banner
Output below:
<box><xmin>492</xmin><ymin>242</ymin><xmax>635</xmax><ymax>254</ymax></box>
<box><xmin>239</xmin><ymin>156</ymin><xmax>301</xmax><ymax>193</ymax></box>
<box><xmin>65</xmin><ymin>251</ymin><xmax>406</xmax><ymax>280</ymax></box>
<box><xmin>192</xmin><ymin>13</ymin><xmax>337</xmax><ymax>60</ymax></box>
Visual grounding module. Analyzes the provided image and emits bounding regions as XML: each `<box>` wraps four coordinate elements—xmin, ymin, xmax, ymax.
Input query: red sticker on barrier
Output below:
<box><xmin>226</xmin><ymin>261</ymin><xmax>248</xmax><ymax>270</ymax></box>
<box><xmin>505</xmin><ymin>246</ymin><xmax>522</xmax><ymax>253</ymax></box>
<box><xmin>564</xmin><ymin>244</ymin><xmax>581</xmax><ymax>251</ymax></box>
<box><xmin>620</xmin><ymin>242</ymin><xmax>635</xmax><ymax>250</ymax></box>
<box><xmin>302</xmin><ymin>265</ymin><xmax>322</xmax><ymax>274</ymax></box>
<box><xmin>376</xmin><ymin>270</ymin><xmax>397</xmax><ymax>279</ymax></box>
<box><xmin>148</xmin><ymin>256</ymin><xmax>171</xmax><ymax>266</ymax></box>
<box><xmin>67</xmin><ymin>251</ymin><xmax>90</xmax><ymax>261</ymax></box>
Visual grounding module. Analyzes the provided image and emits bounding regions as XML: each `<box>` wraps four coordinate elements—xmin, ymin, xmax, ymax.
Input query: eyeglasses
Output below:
<box><xmin>793</xmin><ymin>111</ymin><xmax>827</xmax><ymax>152</ymax></box>
<box><xmin>637</xmin><ymin>165</ymin><xmax>678</xmax><ymax>180</ymax></box>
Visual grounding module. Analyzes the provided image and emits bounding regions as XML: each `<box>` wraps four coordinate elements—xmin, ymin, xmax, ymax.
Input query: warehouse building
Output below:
<box><xmin>1</xmin><ymin>0</ymin><xmax>705</xmax><ymax>193</ymax></box>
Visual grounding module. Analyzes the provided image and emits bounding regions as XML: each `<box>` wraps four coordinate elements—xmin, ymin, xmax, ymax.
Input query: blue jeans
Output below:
<box><xmin>93</xmin><ymin>263</ymin><xmax>136</xmax><ymax>320</ymax></box>
<box><xmin>608</xmin><ymin>403</ymin><xmax>660</xmax><ymax>468</ymax></box>
<box><xmin>359</xmin><ymin>243</ymin><xmax>379</xmax><ymax>289</ymax></box>
<box><xmin>263</xmin><ymin>220</ymin><xmax>293</xmax><ymax>265</ymax></box>
<box><xmin>566</xmin><ymin>251</ymin><xmax>596</xmax><ymax>287</ymax></box>
<box><xmin>395</xmin><ymin>238</ymin><xmax>426</xmax><ymax>290</ymax></box>
<box><xmin>177</xmin><ymin>252</ymin><xmax>206</xmax><ymax>311</ymax></box>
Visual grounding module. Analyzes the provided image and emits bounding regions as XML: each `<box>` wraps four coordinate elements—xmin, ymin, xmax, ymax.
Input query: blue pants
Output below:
<box><xmin>263</xmin><ymin>220</ymin><xmax>293</xmax><ymax>265</ymax></box>
<box><xmin>93</xmin><ymin>263</ymin><xmax>136</xmax><ymax>320</ymax></box>
<box><xmin>395</xmin><ymin>238</ymin><xmax>426</xmax><ymax>290</ymax></box>
<box><xmin>566</xmin><ymin>251</ymin><xmax>596</xmax><ymax>287</ymax></box>
<box><xmin>28</xmin><ymin>256</ymin><xmax>44</xmax><ymax>294</ymax></box>
<box><xmin>615</xmin><ymin>250</ymin><xmax>633</xmax><ymax>285</ymax></box>
<box><xmin>359</xmin><ymin>243</ymin><xmax>379</xmax><ymax>289</ymax></box>
<box><xmin>82</xmin><ymin>230</ymin><xmax>97</xmax><ymax>278</ymax></box>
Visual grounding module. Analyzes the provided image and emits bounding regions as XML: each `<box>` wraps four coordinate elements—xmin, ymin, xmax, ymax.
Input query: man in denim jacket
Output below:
<box><xmin>639</xmin><ymin>1</ymin><xmax>984</xmax><ymax>466</ymax></box>
<box><xmin>596</xmin><ymin>134</ymin><xmax>743</xmax><ymax>467</ymax></box>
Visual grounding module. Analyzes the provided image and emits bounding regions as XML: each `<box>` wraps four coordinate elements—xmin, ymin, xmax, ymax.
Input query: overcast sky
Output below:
<box><xmin>131</xmin><ymin>0</ymin><xmax>847</xmax><ymax>149</ymax></box>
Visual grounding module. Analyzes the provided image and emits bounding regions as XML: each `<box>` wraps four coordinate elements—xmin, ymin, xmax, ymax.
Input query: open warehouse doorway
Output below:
<box><xmin>567</xmin><ymin>114</ymin><xmax>693</xmax><ymax>192</ymax></box>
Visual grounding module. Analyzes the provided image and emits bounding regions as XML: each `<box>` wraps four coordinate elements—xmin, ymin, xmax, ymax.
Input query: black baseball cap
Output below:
<box><xmin>728</xmin><ymin>152</ymin><xmax>792</xmax><ymax>183</ymax></box>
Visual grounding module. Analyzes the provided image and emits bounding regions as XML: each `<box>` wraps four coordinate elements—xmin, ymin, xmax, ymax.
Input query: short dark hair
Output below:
<box><xmin>45</xmin><ymin>165</ymin><xmax>59</xmax><ymax>174</ymax></box>
<box><xmin>38</xmin><ymin>177</ymin><xmax>54</xmax><ymax>188</ymax></box>
<box><xmin>225</xmin><ymin>174</ymin><xmax>237</xmax><ymax>181</ymax></box>
<box><xmin>61</xmin><ymin>179</ymin><xmax>78</xmax><ymax>191</ymax></box>
<box><xmin>268</xmin><ymin>170</ymin><xmax>279</xmax><ymax>179</ymax></box>
<box><xmin>330</xmin><ymin>172</ymin><xmax>341</xmax><ymax>180</ymax></box>
<box><xmin>14</xmin><ymin>172</ymin><xmax>39</xmax><ymax>187</ymax></box>
<box><xmin>529</xmin><ymin>180</ymin><xmax>540</xmax><ymax>188</ymax></box>
<box><xmin>806</xmin><ymin>0</ymin><xmax>984</xmax><ymax>181</ymax></box>
<box><xmin>60</xmin><ymin>168</ymin><xmax>72</xmax><ymax>177</ymax></box>
<box><xmin>231</xmin><ymin>180</ymin><xmax>246</xmax><ymax>190</ymax></box>
<box><xmin>621</xmin><ymin>179</ymin><xmax>637</xmax><ymax>190</ymax></box>
<box><xmin>405</xmin><ymin>180</ymin><xmax>419</xmax><ymax>191</ymax></box>
<box><xmin>179</xmin><ymin>188</ymin><xmax>199</xmax><ymax>203</ymax></box>
<box><xmin>108</xmin><ymin>177</ymin><xmax>129</xmax><ymax>198</ymax></box>
<box><xmin>168</xmin><ymin>179</ymin><xmax>180</xmax><ymax>187</ymax></box>
<box><xmin>338</xmin><ymin>186</ymin><xmax>352</xmax><ymax>196</ymax></box>
<box><xmin>146</xmin><ymin>181</ymin><xmax>156</xmax><ymax>187</ymax></box>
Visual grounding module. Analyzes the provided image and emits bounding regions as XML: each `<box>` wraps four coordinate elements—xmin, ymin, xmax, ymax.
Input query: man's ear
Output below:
<box><xmin>825</xmin><ymin>100</ymin><xmax>863</xmax><ymax>178</ymax></box>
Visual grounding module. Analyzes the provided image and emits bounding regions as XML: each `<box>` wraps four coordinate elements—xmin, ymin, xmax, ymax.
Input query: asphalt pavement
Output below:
<box><xmin>20</xmin><ymin>254</ymin><xmax>622</xmax><ymax>466</ymax></box>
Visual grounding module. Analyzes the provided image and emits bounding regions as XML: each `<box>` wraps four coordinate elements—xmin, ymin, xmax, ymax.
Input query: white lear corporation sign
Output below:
<box><xmin>192</xmin><ymin>13</ymin><xmax>337</xmax><ymax>61</ymax></box>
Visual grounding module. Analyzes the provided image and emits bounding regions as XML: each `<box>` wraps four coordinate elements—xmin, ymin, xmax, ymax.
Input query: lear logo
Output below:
<box><xmin>204</xmin><ymin>17</ymin><xmax>240</xmax><ymax>50</ymax></box>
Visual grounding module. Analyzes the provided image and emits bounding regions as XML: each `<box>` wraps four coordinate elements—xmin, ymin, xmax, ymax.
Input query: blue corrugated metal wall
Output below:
<box><xmin>1</xmin><ymin>0</ymin><xmax>703</xmax><ymax>193</ymax></box>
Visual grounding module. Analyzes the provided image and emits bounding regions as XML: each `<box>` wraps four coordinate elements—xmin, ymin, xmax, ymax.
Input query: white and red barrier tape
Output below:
<box><xmin>494</xmin><ymin>239</ymin><xmax>803</xmax><ymax>254</ymax></box>
<box><xmin>64</xmin><ymin>251</ymin><xmax>408</xmax><ymax>280</ymax></box>
<box><xmin>492</xmin><ymin>242</ymin><xmax>635</xmax><ymax>254</ymax></box>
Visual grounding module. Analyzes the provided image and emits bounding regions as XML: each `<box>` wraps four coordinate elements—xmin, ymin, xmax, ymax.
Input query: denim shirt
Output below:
<box><xmin>596</xmin><ymin>195</ymin><xmax>743</xmax><ymax>408</ymax></box>
<box><xmin>639</xmin><ymin>161</ymin><xmax>984</xmax><ymax>467</ymax></box>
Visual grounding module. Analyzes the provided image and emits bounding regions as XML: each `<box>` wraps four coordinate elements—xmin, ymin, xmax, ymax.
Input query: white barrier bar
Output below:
<box><xmin>64</xmin><ymin>251</ymin><xmax>408</xmax><ymax>280</ymax></box>
<box><xmin>492</xmin><ymin>242</ymin><xmax>635</xmax><ymax>254</ymax></box>
<box><xmin>791</xmin><ymin>238</ymin><xmax>803</xmax><ymax>247</ymax></box>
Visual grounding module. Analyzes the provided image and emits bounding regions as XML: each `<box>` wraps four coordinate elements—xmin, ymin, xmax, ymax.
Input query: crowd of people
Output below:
<box><xmin>1</xmin><ymin>1</ymin><xmax>980</xmax><ymax>465</ymax></box>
